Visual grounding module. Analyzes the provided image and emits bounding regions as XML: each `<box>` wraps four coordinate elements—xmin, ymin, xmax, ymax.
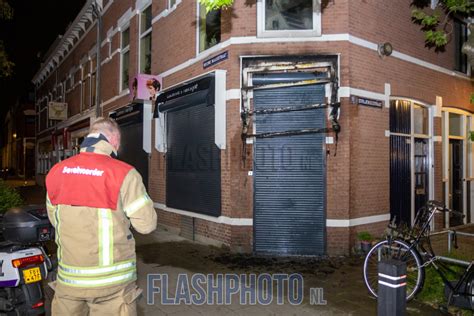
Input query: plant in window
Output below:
<box><xmin>199</xmin><ymin>0</ymin><xmax>233</xmax><ymax>12</ymax></box>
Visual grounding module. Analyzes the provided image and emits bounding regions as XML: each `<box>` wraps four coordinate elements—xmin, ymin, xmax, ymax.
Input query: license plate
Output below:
<box><xmin>23</xmin><ymin>267</ymin><xmax>42</xmax><ymax>284</ymax></box>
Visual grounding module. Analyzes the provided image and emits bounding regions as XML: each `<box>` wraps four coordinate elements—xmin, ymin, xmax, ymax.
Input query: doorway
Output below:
<box><xmin>449</xmin><ymin>139</ymin><xmax>464</xmax><ymax>226</ymax></box>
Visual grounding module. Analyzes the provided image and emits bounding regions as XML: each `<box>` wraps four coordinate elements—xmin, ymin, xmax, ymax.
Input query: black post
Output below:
<box><xmin>377</xmin><ymin>259</ymin><xmax>407</xmax><ymax>316</ymax></box>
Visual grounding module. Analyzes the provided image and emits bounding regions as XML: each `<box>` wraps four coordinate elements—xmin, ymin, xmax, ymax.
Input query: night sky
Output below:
<box><xmin>0</xmin><ymin>0</ymin><xmax>86</xmax><ymax>121</ymax></box>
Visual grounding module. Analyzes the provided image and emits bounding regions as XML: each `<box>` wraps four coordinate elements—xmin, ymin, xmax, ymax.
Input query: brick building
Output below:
<box><xmin>32</xmin><ymin>0</ymin><xmax>473</xmax><ymax>255</ymax></box>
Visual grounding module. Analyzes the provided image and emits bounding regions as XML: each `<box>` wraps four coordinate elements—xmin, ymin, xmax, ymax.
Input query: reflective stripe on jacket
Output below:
<box><xmin>45</xmin><ymin>138</ymin><xmax>157</xmax><ymax>296</ymax></box>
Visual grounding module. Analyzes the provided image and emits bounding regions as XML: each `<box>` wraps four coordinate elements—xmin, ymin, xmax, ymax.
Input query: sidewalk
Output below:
<box><xmin>12</xmin><ymin>184</ymin><xmax>444</xmax><ymax>315</ymax></box>
<box><xmin>132</xmin><ymin>228</ymin><xmax>441</xmax><ymax>316</ymax></box>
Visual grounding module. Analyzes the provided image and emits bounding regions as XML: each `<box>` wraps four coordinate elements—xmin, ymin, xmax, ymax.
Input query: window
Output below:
<box><xmin>258</xmin><ymin>0</ymin><xmax>321</xmax><ymax>37</ymax></box>
<box><xmin>139</xmin><ymin>6</ymin><xmax>152</xmax><ymax>74</ymax></box>
<box><xmin>169</xmin><ymin>0</ymin><xmax>177</xmax><ymax>9</ymax></box>
<box><xmin>198</xmin><ymin>4</ymin><xmax>221</xmax><ymax>53</ymax></box>
<box><xmin>120</xmin><ymin>27</ymin><xmax>130</xmax><ymax>91</ymax></box>
<box><xmin>449</xmin><ymin>113</ymin><xmax>462</xmax><ymax>136</ymax></box>
<box><xmin>413</xmin><ymin>103</ymin><xmax>428</xmax><ymax>135</ymax></box>
<box><xmin>454</xmin><ymin>19</ymin><xmax>468</xmax><ymax>74</ymax></box>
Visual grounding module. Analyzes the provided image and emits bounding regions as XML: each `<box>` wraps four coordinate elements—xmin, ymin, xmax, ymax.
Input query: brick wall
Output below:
<box><xmin>35</xmin><ymin>0</ymin><xmax>473</xmax><ymax>256</ymax></box>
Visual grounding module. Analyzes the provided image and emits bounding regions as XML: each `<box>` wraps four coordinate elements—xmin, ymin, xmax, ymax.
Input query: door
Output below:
<box><xmin>390</xmin><ymin>136</ymin><xmax>411</xmax><ymax>225</ymax></box>
<box><xmin>254</xmin><ymin>84</ymin><xmax>326</xmax><ymax>255</ymax></box>
<box><xmin>450</xmin><ymin>139</ymin><xmax>464</xmax><ymax>226</ymax></box>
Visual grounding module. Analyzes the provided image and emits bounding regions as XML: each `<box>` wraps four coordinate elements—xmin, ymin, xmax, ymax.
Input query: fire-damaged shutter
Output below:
<box><xmin>157</xmin><ymin>75</ymin><xmax>221</xmax><ymax>217</ymax></box>
<box><xmin>253</xmin><ymin>80</ymin><xmax>326</xmax><ymax>255</ymax></box>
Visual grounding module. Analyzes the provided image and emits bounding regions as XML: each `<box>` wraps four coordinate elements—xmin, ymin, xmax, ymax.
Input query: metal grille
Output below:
<box><xmin>254</xmin><ymin>84</ymin><xmax>326</xmax><ymax>255</ymax></box>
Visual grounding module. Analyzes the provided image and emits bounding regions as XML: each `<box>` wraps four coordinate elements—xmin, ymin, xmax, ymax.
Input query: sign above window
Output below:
<box><xmin>48</xmin><ymin>102</ymin><xmax>68</xmax><ymax>120</ymax></box>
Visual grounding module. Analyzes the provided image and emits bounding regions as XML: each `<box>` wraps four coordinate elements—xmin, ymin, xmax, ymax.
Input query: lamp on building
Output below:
<box><xmin>12</xmin><ymin>133</ymin><xmax>17</xmax><ymax>139</ymax></box>
<box><xmin>378</xmin><ymin>42</ymin><xmax>393</xmax><ymax>58</ymax></box>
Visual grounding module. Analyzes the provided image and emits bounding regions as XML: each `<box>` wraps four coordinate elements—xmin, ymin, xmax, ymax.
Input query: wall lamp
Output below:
<box><xmin>378</xmin><ymin>42</ymin><xmax>393</xmax><ymax>58</ymax></box>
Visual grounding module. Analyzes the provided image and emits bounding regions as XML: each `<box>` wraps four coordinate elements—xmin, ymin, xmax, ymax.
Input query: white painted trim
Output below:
<box><xmin>226</xmin><ymin>89</ymin><xmax>240</xmax><ymax>100</ymax></box>
<box><xmin>257</xmin><ymin>0</ymin><xmax>322</xmax><ymax>38</ymax></box>
<box><xmin>154</xmin><ymin>115</ymin><xmax>166</xmax><ymax>153</ymax></box>
<box><xmin>154</xmin><ymin>203</ymin><xmax>253</xmax><ymax>226</ymax></box>
<box><xmin>215</xmin><ymin>70</ymin><xmax>227</xmax><ymax>149</ymax></box>
<box><xmin>135</xmin><ymin>0</ymin><xmax>151</xmax><ymax>12</ymax></box>
<box><xmin>117</xmin><ymin>8</ymin><xmax>133</xmax><ymax>30</ymax></box>
<box><xmin>158</xmin><ymin>34</ymin><xmax>472</xmax><ymax>82</ymax></box>
<box><xmin>338</xmin><ymin>86</ymin><xmax>385</xmax><ymax>101</ymax></box>
<box><xmin>143</xmin><ymin>100</ymin><xmax>152</xmax><ymax>154</ymax></box>
<box><xmin>155</xmin><ymin>203</ymin><xmax>390</xmax><ymax>228</ymax></box>
<box><xmin>326</xmin><ymin>213</ymin><xmax>390</xmax><ymax>227</ymax></box>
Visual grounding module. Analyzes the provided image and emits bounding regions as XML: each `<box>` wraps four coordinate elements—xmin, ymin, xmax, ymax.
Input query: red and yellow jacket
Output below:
<box><xmin>46</xmin><ymin>136</ymin><xmax>157</xmax><ymax>297</ymax></box>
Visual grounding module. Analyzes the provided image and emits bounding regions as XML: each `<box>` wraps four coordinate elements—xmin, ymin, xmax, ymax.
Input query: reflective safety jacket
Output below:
<box><xmin>45</xmin><ymin>137</ymin><xmax>157</xmax><ymax>297</ymax></box>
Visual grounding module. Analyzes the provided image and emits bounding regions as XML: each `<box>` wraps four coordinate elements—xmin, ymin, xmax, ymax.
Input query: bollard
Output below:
<box><xmin>377</xmin><ymin>259</ymin><xmax>407</xmax><ymax>316</ymax></box>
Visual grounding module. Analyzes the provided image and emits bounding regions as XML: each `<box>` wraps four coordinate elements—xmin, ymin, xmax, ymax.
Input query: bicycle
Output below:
<box><xmin>362</xmin><ymin>200</ymin><xmax>473</xmax><ymax>310</ymax></box>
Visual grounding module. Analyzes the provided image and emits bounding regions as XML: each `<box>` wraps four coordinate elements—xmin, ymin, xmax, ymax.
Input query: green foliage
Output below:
<box><xmin>357</xmin><ymin>231</ymin><xmax>373</xmax><ymax>241</ymax></box>
<box><xmin>411</xmin><ymin>0</ymin><xmax>473</xmax><ymax>48</ymax></box>
<box><xmin>0</xmin><ymin>0</ymin><xmax>13</xmax><ymax>78</ymax></box>
<box><xmin>425</xmin><ymin>30</ymin><xmax>448</xmax><ymax>46</ymax></box>
<box><xmin>0</xmin><ymin>180</ymin><xmax>24</xmax><ymax>213</ymax></box>
<box><xmin>198</xmin><ymin>0</ymin><xmax>234</xmax><ymax>12</ymax></box>
<box><xmin>0</xmin><ymin>0</ymin><xmax>13</xmax><ymax>20</ymax></box>
<box><xmin>418</xmin><ymin>252</ymin><xmax>471</xmax><ymax>313</ymax></box>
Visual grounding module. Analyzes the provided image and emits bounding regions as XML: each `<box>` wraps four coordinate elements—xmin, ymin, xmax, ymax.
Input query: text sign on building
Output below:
<box><xmin>350</xmin><ymin>95</ymin><xmax>383</xmax><ymax>108</ymax></box>
<box><xmin>203</xmin><ymin>51</ymin><xmax>228</xmax><ymax>69</ymax></box>
<box><xmin>48</xmin><ymin>102</ymin><xmax>68</xmax><ymax>120</ymax></box>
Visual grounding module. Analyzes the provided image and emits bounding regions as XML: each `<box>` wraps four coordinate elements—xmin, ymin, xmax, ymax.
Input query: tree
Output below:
<box><xmin>411</xmin><ymin>0</ymin><xmax>473</xmax><ymax>48</ymax></box>
<box><xmin>198</xmin><ymin>0</ymin><xmax>234</xmax><ymax>12</ymax></box>
<box><xmin>0</xmin><ymin>0</ymin><xmax>14</xmax><ymax>78</ymax></box>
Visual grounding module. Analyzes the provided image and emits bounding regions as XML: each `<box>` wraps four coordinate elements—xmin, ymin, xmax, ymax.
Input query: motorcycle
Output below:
<box><xmin>0</xmin><ymin>205</ymin><xmax>54</xmax><ymax>316</ymax></box>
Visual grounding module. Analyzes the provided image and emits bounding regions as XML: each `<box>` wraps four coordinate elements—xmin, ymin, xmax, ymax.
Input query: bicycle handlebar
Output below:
<box><xmin>426</xmin><ymin>200</ymin><xmax>465</xmax><ymax>218</ymax></box>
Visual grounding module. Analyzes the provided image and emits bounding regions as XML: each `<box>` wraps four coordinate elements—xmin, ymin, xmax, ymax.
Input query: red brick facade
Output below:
<box><xmin>34</xmin><ymin>0</ymin><xmax>474</xmax><ymax>256</ymax></box>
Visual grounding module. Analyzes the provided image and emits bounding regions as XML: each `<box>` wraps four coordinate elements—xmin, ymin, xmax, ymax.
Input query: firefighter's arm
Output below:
<box><xmin>45</xmin><ymin>192</ymin><xmax>56</xmax><ymax>227</ymax></box>
<box><xmin>120</xmin><ymin>169</ymin><xmax>157</xmax><ymax>234</ymax></box>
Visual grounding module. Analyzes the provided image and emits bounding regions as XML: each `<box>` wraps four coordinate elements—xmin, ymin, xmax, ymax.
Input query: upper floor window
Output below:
<box><xmin>257</xmin><ymin>0</ymin><xmax>321</xmax><ymax>37</ymax></box>
<box><xmin>198</xmin><ymin>4</ymin><xmax>221</xmax><ymax>53</ymax></box>
<box><xmin>120</xmin><ymin>27</ymin><xmax>130</xmax><ymax>91</ymax></box>
<box><xmin>454</xmin><ymin>19</ymin><xmax>468</xmax><ymax>74</ymax></box>
<box><xmin>140</xmin><ymin>5</ymin><xmax>152</xmax><ymax>74</ymax></box>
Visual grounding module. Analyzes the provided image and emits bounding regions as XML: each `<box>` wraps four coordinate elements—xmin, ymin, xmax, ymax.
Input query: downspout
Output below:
<box><xmin>92</xmin><ymin>0</ymin><xmax>103</xmax><ymax>118</ymax></box>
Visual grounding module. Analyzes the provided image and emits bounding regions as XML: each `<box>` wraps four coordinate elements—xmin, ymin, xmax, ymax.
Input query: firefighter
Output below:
<box><xmin>45</xmin><ymin>117</ymin><xmax>157</xmax><ymax>315</ymax></box>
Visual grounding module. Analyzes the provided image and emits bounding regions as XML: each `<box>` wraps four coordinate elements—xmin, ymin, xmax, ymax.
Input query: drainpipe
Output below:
<box><xmin>92</xmin><ymin>0</ymin><xmax>103</xmax><ymax>118</ymax></box>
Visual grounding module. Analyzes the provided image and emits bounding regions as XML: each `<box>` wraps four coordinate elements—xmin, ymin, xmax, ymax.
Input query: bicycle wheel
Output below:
<box><xmin>363</xmin><ymin>239</ymin><xmax>425</xmax><ymax>301</ymax></box>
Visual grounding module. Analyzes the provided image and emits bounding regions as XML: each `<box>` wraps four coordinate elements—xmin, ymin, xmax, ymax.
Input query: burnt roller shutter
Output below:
<box><xmin>254</xmin><ymin>83</ymin><xmax>326</xmax><ymax>255</ymax></box>
<box><xmin>165</xmin><ymin>78</ymin><xmax>221</xmax><ymax>216</ymax></box>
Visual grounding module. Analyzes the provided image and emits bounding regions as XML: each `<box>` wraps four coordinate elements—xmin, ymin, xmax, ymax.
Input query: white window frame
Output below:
<box><xmin>120</xmin><ymin>25</ymin><xmax>131</xmax><ymax>92</ymax></box>
<box><xmin>257</xmin><ymin>0</ymin><xmax>322</xmax><ymax>38</ymax></box>
<box><xmin>196</xmin><ymin>2</ymin><xmax>222</xmax><ymax>55</ymax></box>
<box><xmin>168</xmin><ymin>0</ymin><xmax>177</xmax><ymax>10</ymax></box>
<box><xmin>139</xmin><ymin>5</ymin><xmax>152</xmax><ymax>74</ymax></box>
<box><xmin>442</xmin><ymin>107</ymin><xmax>473</xmax><ymax>227</ymax></box>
